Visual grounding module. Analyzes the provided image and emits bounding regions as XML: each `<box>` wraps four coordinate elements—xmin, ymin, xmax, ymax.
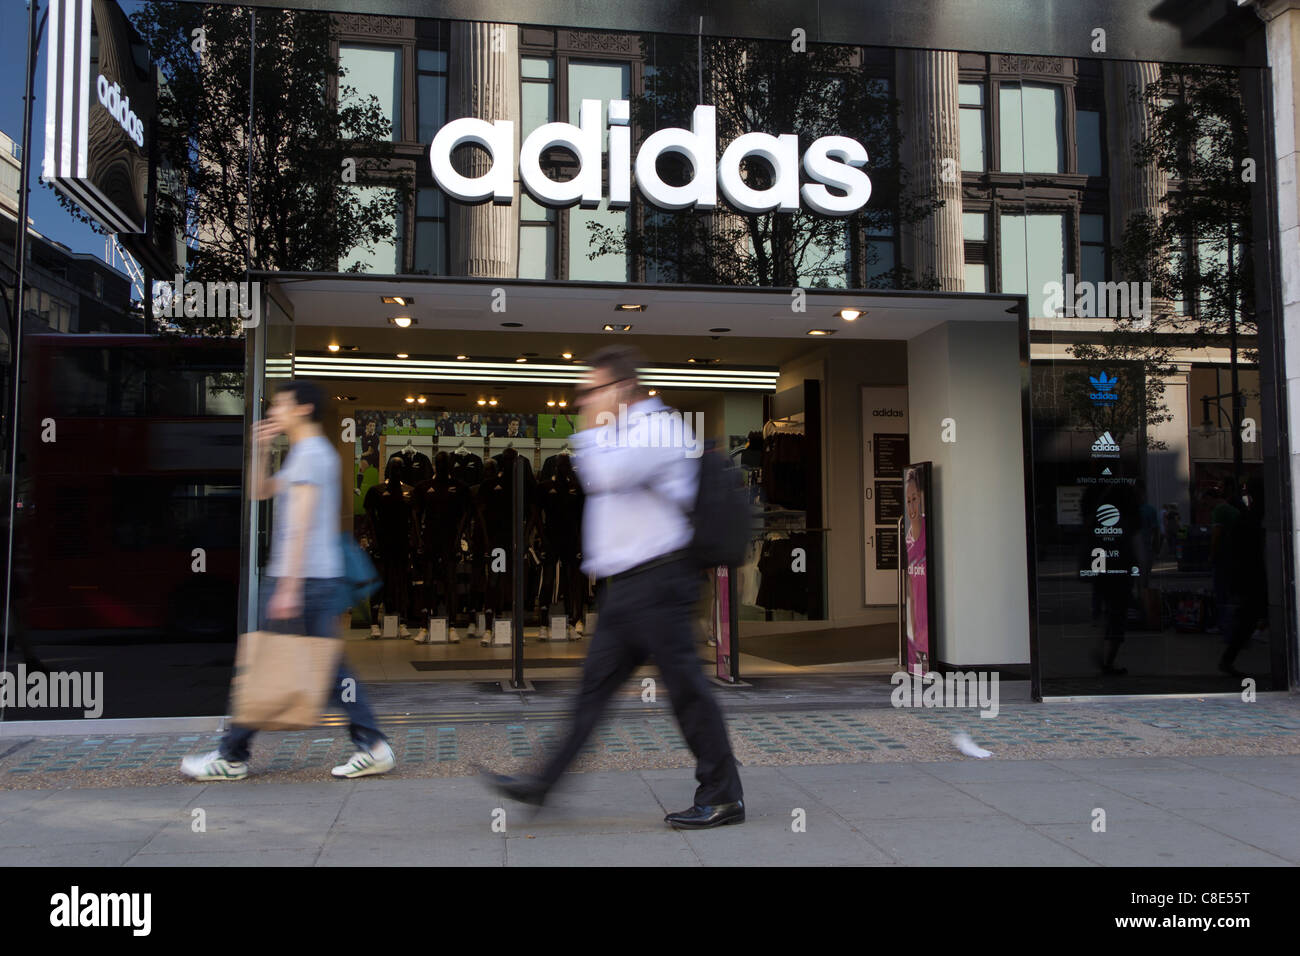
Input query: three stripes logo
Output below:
<box><xmin>1089</xmin><ymin>372</ymin><xmax>1120</xmax><ymax>405</ymax></box>
<box><xmin>1091</xmin><ymin>431</ymin><xmax>1120</xmax><ymax>458</ymax></box>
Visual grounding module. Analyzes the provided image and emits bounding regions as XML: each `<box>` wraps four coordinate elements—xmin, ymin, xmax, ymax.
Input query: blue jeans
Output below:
<box><xmin>221</xmin><ymin>577</ymin><xmax>387</xmax><ymax>762</ymax></box>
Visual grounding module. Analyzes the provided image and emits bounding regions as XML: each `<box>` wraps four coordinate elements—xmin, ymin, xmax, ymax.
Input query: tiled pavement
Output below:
<box><xmin>0</xmin><ymin>755</ymin><xmax>1297</xmax><ymax>866</ymax></box>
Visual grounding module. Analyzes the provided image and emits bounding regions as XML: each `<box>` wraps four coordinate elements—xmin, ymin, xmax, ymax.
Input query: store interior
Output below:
<box><xmin>255</xmin><ymin>278</ymin><xmax>1024</xmax><ymax>681</ymax></box>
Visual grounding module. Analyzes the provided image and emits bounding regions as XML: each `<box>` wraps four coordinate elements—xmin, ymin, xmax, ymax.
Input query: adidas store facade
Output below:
<box><xmin>3</xmin><ymin>0</ymin><xmax>1296</xmax><ymax>727</ymax></box>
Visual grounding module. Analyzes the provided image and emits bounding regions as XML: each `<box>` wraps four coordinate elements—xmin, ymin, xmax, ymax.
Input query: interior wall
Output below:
<box><xmin>823</xmin><ymin>341</ymin><xmax>910</xmax><ymax>625</ymax></box>
<box><xmin>907</xmin><ymin>321</ymin><xmax>1031</xmax><ymax>667</ymax></box>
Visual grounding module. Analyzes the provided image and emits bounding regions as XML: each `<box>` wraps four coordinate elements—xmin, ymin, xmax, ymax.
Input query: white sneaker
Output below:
<box><xmin>331</xmin><ymin>740</ymin><xmax>396</xmax><ymax>778</ymax></box>
<box><xmin>398</xmin><ymin>624</ymin><xmax>412</xmax><ymax>639</ymax></box>
<box><xmin>369</xmin><ymin>624</ymin><xmax>381</xmax><ymax>639</ymax></box>
<box><xmin>413</xmin><ymin>628</ymin><xmax>428</xmax><ymax>643</ymax></box>
<box><xmin>466</xmin><ymin>622</ymin><xmax>479</xmax><ymax>638</ymax></box>
<box><xmin>574</xmin><ymin>619</ymin><xmax>585</xmax><ymax>635</ymax></box>
<box><xmin>539</xmin><ymin>625</ymin><xmax>550</xmax><ymax>641</ymax></box>
<box><xmin>180</xmin><ymin>750</ymin><xmax>248</xmax><ymax>781</ymax></box>
<box><xmin>448</xmin><ymin>627</ymin><xmax>460</xmax><ymax>643</ymax></box>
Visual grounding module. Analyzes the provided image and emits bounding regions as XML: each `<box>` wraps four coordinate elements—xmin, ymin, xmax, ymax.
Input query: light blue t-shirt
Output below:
<box><xmin>268</xmin><ymin>435</ymin><xmax>342</xmax><ymax>578</ymax></box>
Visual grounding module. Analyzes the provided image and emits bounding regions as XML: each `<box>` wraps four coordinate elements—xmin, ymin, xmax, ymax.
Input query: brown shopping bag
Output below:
<box><xmin>229</xmin><ymin>631</ymin><xmax>344</xmax><ymax>730</ymax></box>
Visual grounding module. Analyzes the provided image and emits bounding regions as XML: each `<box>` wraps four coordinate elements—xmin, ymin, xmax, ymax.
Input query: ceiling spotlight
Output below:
<box><xmin>389</xmin><ymin>316</ymin><xmax>415</xmax><ymax>328</ymax></box>
<box><xmin>807</xmin><ymin>328</ymin><xmax>837</xmax><ymax>336</ymax></box>
<box><xmin>396</xmin><ymin>353</ymin><xmax>409</xmax><ymax>359</ymax></box>
<box><xmin>557</xmin><ymin>399</ymin><xmax>567</xmax><ymax>408</ymax></box>
<box><xmin>456</xmin><ymin>354</ymin><xmax>468</xmax><ymax>360</ymax></box>
<box><xmin>616</xmin><ymin>303</ymin><xmax>646</xmax><ymax>312</ymax></box>
<box><xmin>648</xmin><ymin>389</ymin><xmax>657</xmax><ymax>396</ymax></box>
<box><xmin>416</xmin><ymin>396</ymin><xmax>427</xmax><ymax>404</ymax></box>
<box><xmin>328</xmin><ymin>343</ymin><xmax>340</xmax><ymax>352</ymax></box>
<box><xmin>838</xmin><ymin>308</ymin><xmax>863</xmax><ymax>321</ymax></box>
<box><xmin>335</xmin><ymin>395</ymin><xmax>357</xmax><ymax>401</ymax></box>
<box><xmin>488</xmin><ymin>398</ymin><xmax>498</xmax><ymax>406</ymax></box>
<box><xmin>709</xmin><ymin>327</ymin><xmax>731</xmax><ymax>333</ymax></box>
<box><xmin>404</xmin><ymin>396</ymin><xmax>415</xmax><ymax>404</ymax></box>
<box><xmin>546</xmin><ymin>400</ymin><xmax>556</xmax><ymax>407</ymax></box>
<box><xmin>516</xmin><ymin>357</ymin><xmax>528</xmax><ymax>363</ymax></box>
<box><xmin>477</xmin><ymin>398</ymin><xmax>487</xmax><ymax>406</ymax></box>
<box><xmin>561</xmin><ymin>351</ymin><xmax>573</xmax><ymax>360</ymax></box>
<box><xmin>501</xmin><ymin>322</ymin><xmax>523</xmax><ymax>328</ymax></box>
<box><xmin>347</xmin><ymin>345</ymin><xmax>360</xmax><ymax>351</ymax></box>
<box><xmin>382</xmin><ymin>296</ymin><xmax>411</xmax><ymax>306</ymax></box>
<box><xmin>603</xmin><ymin>323</ymin><xmax>633</xmax><ymax>332</ymax></box>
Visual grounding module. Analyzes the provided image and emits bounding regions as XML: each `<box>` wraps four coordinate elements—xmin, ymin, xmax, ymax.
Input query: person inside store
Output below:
<box><xmin>181</xmin><ymin>380</ymin><xmax>394</xmax><ymax>781</ymax></box>
<box><xmin>484</xmin><ymin>346</ymin><xmax>745</xmax><ymax>829</ymax></box>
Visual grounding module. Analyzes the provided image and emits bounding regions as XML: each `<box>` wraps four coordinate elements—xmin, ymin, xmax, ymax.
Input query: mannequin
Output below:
<box><xmin>363</xmin><ymin>459</ymin><xmax>415</xmax><ymax>638</ymax></box>
<box><xmin>414</xmin><ymin>451</ymin><xmax>470</xmax><ymax>637</ymax></box>
<box><xmin>476</xmin><ymin>448</ymin><xmax>538</xmax><ymax>638</ymax></box>
<box><xmin>537</xmin><ymin>452</ymin><xmax>585</xmax><ymax>636</ymax></box>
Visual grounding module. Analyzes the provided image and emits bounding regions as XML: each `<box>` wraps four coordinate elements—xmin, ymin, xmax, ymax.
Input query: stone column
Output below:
<box><xmin>897</xmin><ymin>50</ymin><xmax>963</xmax><ymax>291</ymax></box>
<box><xmin>447</xmin><ymin>22</ymin><xmax>520</xmax><ymax>278</ymax></box>
<box><xmin>1103</xmin><ymin>61</ymin><xmax>1168</xmax><ymax>266</ymax></box>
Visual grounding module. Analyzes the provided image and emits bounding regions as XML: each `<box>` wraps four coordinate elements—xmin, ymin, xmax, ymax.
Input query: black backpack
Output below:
<box><xmin>688</xmin><ymin>446</ymin><xmax>752</xmax><ymax>568</ymax></box>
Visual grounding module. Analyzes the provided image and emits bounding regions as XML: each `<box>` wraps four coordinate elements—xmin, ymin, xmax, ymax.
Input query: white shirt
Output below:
<box><xmin>572</xmin><ymin>396</ymin><xmax>699</xmax><ymax>577</ymax></box>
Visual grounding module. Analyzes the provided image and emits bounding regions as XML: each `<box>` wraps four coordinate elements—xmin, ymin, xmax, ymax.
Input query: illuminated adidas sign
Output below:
<box><xmin>1089</xmin><ymin>372</ymin><xmax>1119</xmax><ymax>404</ymax></box>
<box><xmin>428</xmin><ymin>100</ymin><xmax>872</xmax><ymax>215</ymax></box>
<box><xmin>1091</xmin><ymin>431</ymin><xmax>1120</xmax><ymax>458</ymax></box>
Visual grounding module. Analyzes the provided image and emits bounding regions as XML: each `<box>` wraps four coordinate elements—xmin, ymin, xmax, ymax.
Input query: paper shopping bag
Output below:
<box><xmin>229</xmin><ymin>630</ymin><xmax>344</xmax><ymax>730</ymax></box>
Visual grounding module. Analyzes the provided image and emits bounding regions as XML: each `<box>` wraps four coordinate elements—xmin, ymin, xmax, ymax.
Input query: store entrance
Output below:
<box><xmin>248</xmin><ymin>276</ymin><xmax>1028</xmax><ymax>683</ymax></box>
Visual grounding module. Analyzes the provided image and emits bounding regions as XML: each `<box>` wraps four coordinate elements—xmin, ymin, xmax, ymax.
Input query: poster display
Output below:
<box><xmin>862</xmin><ymin>387</ymin><xmax>909</xmax><ymax>603</ymax></box>
<box><xmin>902</xmin><ymin>462</ymin><xmax>935</xmax><ymax>677</ymax></box>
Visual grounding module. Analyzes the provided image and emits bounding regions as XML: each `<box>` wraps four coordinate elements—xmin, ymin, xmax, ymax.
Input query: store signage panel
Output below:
<box><xmin>862</xmin><ymin>386</ymin><xmax>908</xmax><ymax>604</ymax></box>
<box><xmin>429</xmin><ymin>101</ymin><xmax>872</xmax><ymax>216</ymax></box>
<box><xmin>43</xmin><ymin>0</ymin><xmax>152</xmax><ymax>235</ymax></box>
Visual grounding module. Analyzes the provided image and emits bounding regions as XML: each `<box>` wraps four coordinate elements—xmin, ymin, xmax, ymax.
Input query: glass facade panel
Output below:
<box><xmin>339</xmin><ymin>44</ymin><xmax>401</xmax><ymax>141</ymax></box>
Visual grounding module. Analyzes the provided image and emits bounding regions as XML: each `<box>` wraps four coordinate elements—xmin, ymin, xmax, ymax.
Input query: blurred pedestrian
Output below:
<box><xmin>485</xmin><ymin>346</ymin><xmax>744</xmax><ymax>828</ymax></box>
<box><xmin>181</xmin><ymin>381</ymin><xmax>394</xmax><ymax>781</ymax></box>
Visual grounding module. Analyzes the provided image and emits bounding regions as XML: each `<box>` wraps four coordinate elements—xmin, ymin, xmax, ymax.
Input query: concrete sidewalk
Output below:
<box><xmin>1</xmin><ymin>754</ymin><xmax>1297</xmax><ymax>866</ymax></box>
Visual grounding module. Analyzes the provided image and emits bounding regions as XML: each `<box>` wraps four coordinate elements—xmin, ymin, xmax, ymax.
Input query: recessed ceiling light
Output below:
<box><xmin>709</xmin><ymin>328</ymin><xmax>730</xmax><ymax>333</ymax></box>
<box><xmin>417</xmin><ymin>396</ymin><xmax>427</xmax><ymax>404</ymax></box>
<box><xmin>501</xmin><ymin>322</ymin><xmax>522</xmax><ymax>328</ymax></box>
<box><xmin>456</xmin><ymin>354</ymin><xmax>468</xmax><ymax>360</ymax></box>
<box><xmin>838</xmin><ymin>308</ymin><xmax>863</xmax><ymax>321</ymax></box>
<box><xmin>396</xmin><ymin>353</ymin><xmax>409</xmax><ymax>359</ymax></box>
<box><xmin>404</xmin><ymin>396</ymin><xmax>415</xmax><ymax>403</ymax></box>
<box><xmin>488</xmin><ymin>398</ymin><xmax>498</xmax><ymax>406</ymax></box>
<box><xmin>516</xmin><ymin>357</ymin><xmax>528</xmax><ymax>363</ymax></box>
<box><xmin>616</xmin><ymin>303</ymin><xmax>646</xmax><ymax>312</ymax></box>
<box><xmin>807</xmin><ymin>329</ymin><xmax>836</xmax><ymax>336</ymax></box>
<box><xmin>335</xmin><ymin>395</ymin><xmax>357</xmax><ymax>401</ymax></box>
<box><xmin>557</xmin><ymin>399</ymin><xmax>567</xmax><ymax>408</ymax></box>
<box><xmin>382</xmin><ymin>296</ymin><xmax>411</xmax><ymax>306</ymax></box>
<box><xmin>546</xmin><ymin>400</ymin><xmax>556</xmax><ymax>407</ymax></box>
<box><xmin>477</xmin><ymin>398</ymin><xmax>487</xmax><ymax>406</ymax></box>
<box><xmin>648</xmin><ymin>389</ymin><xmax>657</xmax><ymax>396</ymax></box>
<box><xmin>328</xmin><ymin>343</ymin><xmax>340</xmax><ymax>352</ymax></box>
<box><xmin>389</xmin><ymin>316</ymin><xmax>415</xmax><ymax>328</ymax></box>
<box><xmin>603</xmin><ymin>323</ymin><xmax>633</xmax><ymax>332</ymax></box>
<box><xmin>561</xmin><ymin>351</ymin><xmax>573</xmax><ymax>360</ymax></box>
<box><xmin>347</xmin><ymin>345</ymin><xmax>359</xmax><ymax>351</ymax></box>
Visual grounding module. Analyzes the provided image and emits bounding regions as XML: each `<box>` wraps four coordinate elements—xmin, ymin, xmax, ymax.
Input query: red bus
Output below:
<box><xmin>15</xmin><ymin>334</ymin><xmax>244</xmax><ymax>638</ymax></box>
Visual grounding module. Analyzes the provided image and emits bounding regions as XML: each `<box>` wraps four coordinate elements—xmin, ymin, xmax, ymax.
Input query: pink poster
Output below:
<box><xmin>903</xmin><ymin>463</ymin><xmax>932</xmax><ymax>676</ymax></box>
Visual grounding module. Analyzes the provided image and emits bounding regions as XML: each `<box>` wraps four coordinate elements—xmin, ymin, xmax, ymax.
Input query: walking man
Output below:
<box><xmin>182</xmin><ymin>381</ymin><xmax>395</xmax><ymax>780</ymax></box>
<box><xmin>486</xmin><ymin>346</ymin><xmax>744</xmax><ymax>828</ymax></box>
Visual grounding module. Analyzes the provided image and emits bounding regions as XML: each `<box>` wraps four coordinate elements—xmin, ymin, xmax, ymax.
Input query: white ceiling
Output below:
<box><xmin>269</xmin><ymin>276</ymin><xmax>1021</xmax><ymax>345</ymax></box>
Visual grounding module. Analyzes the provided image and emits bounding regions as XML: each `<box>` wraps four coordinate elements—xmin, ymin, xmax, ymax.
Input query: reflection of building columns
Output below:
<box><xmin>448</xmin><ymin>22</ymin><xmax>519</xmax><ymax>278</ymax></box>
<box><xmin>897</xmin><ymin>50</ymin><xmax>963</xmax><ymax>291</ymax></box>
<box><xmin>1148</xmin><ymin>365</ymin><xmax>1192</xmax><ymax>531</ymax></box>
<box><xmin>1104</xmin><ymin>61</ymin><xmax>1171</xmax><ymax>315</ymax></box>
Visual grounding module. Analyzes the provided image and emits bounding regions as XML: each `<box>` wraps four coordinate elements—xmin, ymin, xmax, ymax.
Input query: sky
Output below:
<box><xmin>1</xmin><ymin>0</ymin><xmax>152</xmax><ymax>278</ymax></box>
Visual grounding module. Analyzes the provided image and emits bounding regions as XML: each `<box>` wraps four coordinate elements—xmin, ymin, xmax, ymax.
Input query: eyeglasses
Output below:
<box><xmin>574</xmin><ymin>377</ymin><xmax>630</xmax><ymax>401</ymax></box>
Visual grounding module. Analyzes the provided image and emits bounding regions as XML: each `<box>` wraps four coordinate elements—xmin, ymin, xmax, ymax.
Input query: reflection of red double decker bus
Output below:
<box><xmin>17</xmin><ymin>334</ymin><xmax>244</xmax><ymax>638</ymax></box>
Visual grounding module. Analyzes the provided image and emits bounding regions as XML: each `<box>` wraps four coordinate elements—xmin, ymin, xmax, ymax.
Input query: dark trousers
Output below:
<box><xmin>538</xmin><ymin>556</ymin><xmax>742</xmax><ymax>806</ymax></box>
<box><xmin>222</xmin><ymin>577</ymin><xmax>386</xmax><ymax>762</ymax></box>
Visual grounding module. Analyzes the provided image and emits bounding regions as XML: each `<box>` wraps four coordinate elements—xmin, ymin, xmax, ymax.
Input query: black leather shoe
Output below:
<box><xmin>665</xmin><ymin>801</ymin><xmax>745</xmax><ymax>829</ymax></box>
<box><xmin>484</xmin><ymin>772</ymin><xmax>548</xmax><ymax>807</ymax></box>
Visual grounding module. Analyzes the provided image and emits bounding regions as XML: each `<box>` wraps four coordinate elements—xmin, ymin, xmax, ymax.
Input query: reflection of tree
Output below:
<box><xmin>588</xmin><ymin>37</ymin><xmax>939</xmax><ymax>288</ymax></box>
<box><xmin>1069</xmin><ymin>64</ymin><xmax>1254</xmax><ymax>460</ymax></box>
<box><xmin>121</xmin><ymin>4</ymin><xmax>411</xmax><ymax>335</ymax></box>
